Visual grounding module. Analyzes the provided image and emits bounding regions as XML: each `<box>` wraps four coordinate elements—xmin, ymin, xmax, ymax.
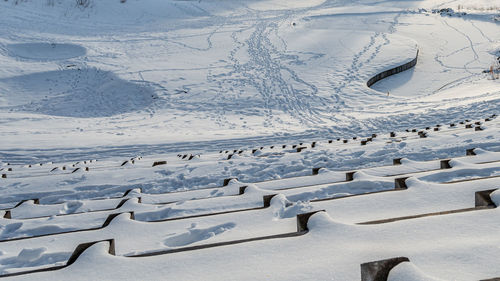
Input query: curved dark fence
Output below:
<box><xmin>367</xmin><ymin>49</ymin><xmax>419</xmax><ymax>88</ymax></box>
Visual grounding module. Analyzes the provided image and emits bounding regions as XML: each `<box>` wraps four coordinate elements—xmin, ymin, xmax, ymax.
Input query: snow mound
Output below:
<box><xmin>270</xmin><ymin>194</ymin><xmax>313</xmax><ymax>219</ymax></box>
<box><xmin>306</xmin><ymin>211</ymin><xmax>353</xmax><ymax>231</ymax></box>
<box><xmin>490</xmin><ymin>189</ymin><xmax>500</xmax><ymax>207</ymax></box>
<box><xmin>0</xmin><ymin>68</ymin><xmax>155</xmax><ymax>117</ymax></box>
<box><xmin>388</xmin><ymin>262</ymin><xmax>445</xmax><ymax>281</ymax></box>
<box><xmin>6</xmin><ymin>43</ymin><xmax>86</xmax><ymax>61</ymax></box>
<box><xmin>70</xmin><ymin>241</ymin><xmax>113</xmax><ymax>267</ymax></box>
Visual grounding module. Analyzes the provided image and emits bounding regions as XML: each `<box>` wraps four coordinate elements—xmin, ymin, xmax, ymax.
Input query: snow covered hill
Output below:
<box><xmin>0</xmin><ymin>0</ymin><xmax>498</xmax><ymax>151</ymax></box>
<box><xmin>0</xmin><ymin>0</ymin><xmax>499</xmax><ymax>280</ymax></box>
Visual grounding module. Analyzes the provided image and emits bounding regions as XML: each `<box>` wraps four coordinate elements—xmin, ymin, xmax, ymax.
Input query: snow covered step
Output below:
<box><xmin>0</xmin><ymin>168</ymin><xmax>461</xmax><ymax>221</ymax></box>
<box><xmin>4</xmin><ymin>202</ymin><xmax>500</xmax><ymax>281</ymax></box>
<box><xmin>0</xmin><ymin>157</ymin><xmax>441</xmax><ymax>213</ymax></box>
<box><xmin>0</xmin><ymin>209</ymin><xmax>320</xmax><ymax>277</ymax></box>
<box><xmin>358</xmin><ymin>189</ymin><xmax>497</xmax><ymax>225</ymax></box>
<box><xmin>0</xmin><ymin>240</ymin><xmax>115</xmax><ymax>278</ymax></box>
<box><xmin>0</xmin><ymin>209</ymin><xmax>130</xmax><ymax>242</ymax></box>
<box><xmin>253</xmin><ymin>170</ymin><xmax>347</xmax><ymax>190</ymax></box>
<box><xmin>253</xmin><ymin>149</ymin><xmax>500</xmax><ymax>191</ymax></box>
<box><xmin>454</xmin><ymin>148</ymin><xmax>500</xmax><ymax>162</ymax></box>
<box><xmin>1</xmin><ymin>180</ymin><xmax>247</xmax><ymax>220</ymax></box>
<box><xmin>0</xmin><ymin>175</ymin><xmax>391</xmax><ymax>224</ymax></box>
<box><xmin>1</xmin><ymin>188</ymin><xmax>141</xmax><ymax>219</ymax></box>
<box><xmin>398</xmin><ymin>159</ymin><xmax>500</xmax><ymax>184</ymax></box>
<box><xmin>309</xmin><ymin>176</ymin><xmax>500</xmax><ymax>224</ymax></box>
<box><xmin>5</xmin><ymin>164</ymin><xmax>496</xmax><ymax>240</ymax></box>
<box><xmin>443</xmin><ymin>174</ymin><xmax>500</xmax><ymax>184</ymax></box>
<box><xmin>254</xmin><ymin>155</ymin><xmax>500</xmax><ymax>196</ymax></box>
<box><xmin>0</xmin><ymin>191</ymin><xmax>275</xmax><ymax>241</ymax></box>
<box><xmin>4</xmin><ymin>150</ymin><xmax>499</xmax><ymax>221</ymax></box>
<box><xmin>1</xmin><ymin>175</ymin><xmax>386</xmax><ymax>223</ymax></box>
<box><xmin>274</xmin><ymin>175</ymin><xmax>396</xmax><ymax>202</ymax></box>
<box><xmin>0</xmin><ymin>204</ymin><xmax>297</xmax><ymax>259</ymax></box>
<box><xmin>4</xmin><ymin>167</ymin><xmax>248</xmax><ymax>208</ymax></box>
<box><xmin>139</xmin><ymin>178</ymin><xmax>246</xmax><ymax>204</ymax></box>
<box><xmin>4</xmin><ymin>197</ymin><xmax>128</xmax><ymax>220</ymax></box>
<box><xmin>8</xmin><ymin>165</ymin><xmax>493</xmax><ymax>240</ymax></box>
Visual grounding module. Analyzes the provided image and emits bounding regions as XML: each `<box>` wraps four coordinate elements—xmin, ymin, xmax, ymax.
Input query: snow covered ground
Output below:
<box><xmin>0</xmin><ymin>0</ymin><xmax>499</xmax><ymax>280</ymax></box>
<box><xmin>0</xmin><ymin>0</ymin><xmax>498</xmax><ymax>152</ymax></box>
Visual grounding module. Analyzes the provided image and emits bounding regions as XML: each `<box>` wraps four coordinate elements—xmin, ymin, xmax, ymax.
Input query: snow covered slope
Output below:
<box><xmin>0</xmin><ymin>0</ymin><xmax>499</xmax><ymax>280</ymax></box>
<box><xmin>0</xmin><ymin>0</ymin><xmax>498</xmax><ymax>151</ymax></box>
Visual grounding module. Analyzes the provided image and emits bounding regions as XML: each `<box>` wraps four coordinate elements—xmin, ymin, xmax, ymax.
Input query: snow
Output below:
<box><xmin>0</xmin><ymin>0</ymin><xmax>498</xmax><ymax>150</ymax></box>
<box><xmin>5</xmin><ymin>43</ymin><xmax>86</xmax><ymax>61</ymax></box>
<box><xmin>0</xmin><ymin>68</ymin><xmax>155</xmax><ymax>117</ymax></box>
<box><xmin>0</xmin><ymin>0</ymin><xmax>499</xmax><ymax>279</ymax></box>
<box><xmin>389</xmin><ymin>262</ymin><xmax>445</xmax><ymax>281</ymax></box>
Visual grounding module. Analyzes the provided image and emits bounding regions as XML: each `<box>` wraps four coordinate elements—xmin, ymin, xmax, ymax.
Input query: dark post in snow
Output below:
<box><xmin>360</xmin><ymin>257</ymin><xmax>410</xmax><ymax>281</ymax></box>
